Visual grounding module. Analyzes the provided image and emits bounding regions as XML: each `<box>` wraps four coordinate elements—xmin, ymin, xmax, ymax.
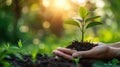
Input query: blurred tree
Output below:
<box><xmin>0</xmin><ymin>0</ymin><xmax>14</xmax><ymax>43</ymax></box>
<box><xmin>106</xmin><ymin>0</ymin><xmax>120</xmax><ymax>29</ymax></box>
<box><xmin>12</xmin><ymin>0</ymin><xmax>22</xmax><ymax>43</ymax></box>
<box><xmin>0</xmin><ymin>0</ymin><xmax>22</xmax><ymax>44</ymax></box>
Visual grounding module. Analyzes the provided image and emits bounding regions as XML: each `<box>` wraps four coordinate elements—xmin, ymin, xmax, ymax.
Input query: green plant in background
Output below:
<box><xmin>0</xmin><ymin>40</ymin><xmax>26</xmax><ymax>66</ymax></box>
<box><xmin>0</xmin><ymin>45</ymin><xmax>12</xmax><ymax>67</ymax></box>
<box><xmin>18</xmin><ymin>40</ymin><xmax>23</xmax><ymax>48</ymax></box>
<box><xmin>93</xmin><ymin>58</ymin><xmax>120</xmax><ymax>67</ymax></box>
<box><xmin>65</xmin><ymin>7</ymin><xmax>102</xmax><ymax>42</ymax></box>
<box><xmin>110</xmin><ymin>58</ymin><xmax>119</xmax><ymax>67</ymax></box>
<box><xmin>3</xmin><ymin>43</ymin><xmax>10</xmax><ymax>50</ymax></box>
<box><xmin>112</xmin><ymin>58</ymin><xmax>119</xmax><ymax>65</ymax></box>
<box><xmin>31</xmin><ymin>49</ymin><xmax>38</xmax><ymax>63</ymax></box>
<box><xmin>3</xmin><ymin>40</ymin><xmax>24</xmax><ymax>60</ymax></box>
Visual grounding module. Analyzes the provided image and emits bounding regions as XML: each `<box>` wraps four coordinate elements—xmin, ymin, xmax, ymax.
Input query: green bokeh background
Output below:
<box><xmin>0</xmin><ymin>0</ymin><xmax>120</xmax><ymax>55</ymax></box>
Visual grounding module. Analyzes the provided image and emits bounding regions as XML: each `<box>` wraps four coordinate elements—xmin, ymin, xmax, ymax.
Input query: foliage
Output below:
<box><xmin>74</xmin><ymin>57</ymin><xmax>80</xmax><ymax>65</ymax></box>
<box><xmin>93</xmin><ymin>58</ymin><xmax>120</xmax><ymax>67</ymax></box>
<box><xmin>0</xmin><ymin>40</ymin><xmax>24</xmax><ymax>66</ymax></box>
<box><xmin>65</xmin><ymin>7</ymin><xmax>101</xmax><ymax>42</ymax></box>
<box><xmin>18</xmin><ymin>40</ymin><xmax>23</xmax><ymax>48</ymax></box>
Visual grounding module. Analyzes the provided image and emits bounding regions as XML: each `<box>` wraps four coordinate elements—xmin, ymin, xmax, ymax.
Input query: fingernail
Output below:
<box><xmin>57</xmin><ymin>47</ymin><xmax>62</xmax><ymax>49</ymax></box>
<box><xmin>52</xmin><ymin>50</ymin><xmax>56</xmax><ymax>54</ymax></box>
<box><xmin>55</xmin><ymin>56</ymin><xmax>59</xmax><ymax>59</ymax></box>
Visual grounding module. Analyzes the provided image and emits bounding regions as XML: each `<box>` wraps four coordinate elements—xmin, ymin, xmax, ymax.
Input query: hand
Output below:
<box><xmin>52</xmin><ymin>44</ymin><xmax>118</xmax><ymax>60</ymax></box>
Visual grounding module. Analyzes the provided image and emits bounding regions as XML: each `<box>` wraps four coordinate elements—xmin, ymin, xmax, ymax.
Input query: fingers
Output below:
<box><xmin>57</xmin><ymin>47</ymin><xmax>77</xmax><ymax>55</ymax></box>
<box><xmin>93</xmin><ymin>42</ymin><xmax>106</xmax><ymax>46</ymax></box>
<box><xmin>53</xmin><ymin>50</ymin><xmax>74</xmax><ymax>60</ymax></box>
<box><xmin>53</xmin><ymin>47</ymin><xmax>96</xmax><ymax>59</ymax></box>
<box><xmin>72</xmin><ymin>51</ymin><xmax>90</xmax><ymax>58</ymax></box>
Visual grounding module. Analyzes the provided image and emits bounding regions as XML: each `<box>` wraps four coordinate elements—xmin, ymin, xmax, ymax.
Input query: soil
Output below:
<box><xmin>66</xmin><ymin>40</ymin><xmax>98</xmax><ymax>51</ymax></box>
<box><xmin>66</xmin><ymin>40</ymin><xmax>98</xmax><ymax>67</ymax></box>
<box><xmin>1</xmin><ymin>40</ymin><xmax>113</xmax><ymax>67</ymax></box>
<box><xmin>4</xmin><ymin>54</ymin><xmax>77</xmax><ymax>67</ymax></box>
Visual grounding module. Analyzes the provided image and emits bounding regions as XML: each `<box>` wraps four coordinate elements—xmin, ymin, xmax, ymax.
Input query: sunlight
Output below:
<box><xmin>96</xmin><ymin>0</ymin><xmax>105</xmax><ymax>8</ymax></box>
<box><xmin>71</xmin><ymin>0</ymin><xmax>86</xmax><ymax>6</ymax></box>
<box><xmin>77</xmin><ymin>0</ymin><xmax>86</xmax><ymax>4</ymax></box>
<box><xmin>42</xmin><ymin>0</ymin><xmax>50</xmax><ymax>7</ymax></box>
<box><xmin>53</xmin><ymin>0</ymin><xmax>71</xmax><ymax>10</ymax></box>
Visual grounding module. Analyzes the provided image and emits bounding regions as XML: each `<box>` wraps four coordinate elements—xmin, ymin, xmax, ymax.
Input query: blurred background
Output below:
<box><xmin>0</xmin><ymin>0</ymin><xmax>120</xmax><ymax>54</ymax></box>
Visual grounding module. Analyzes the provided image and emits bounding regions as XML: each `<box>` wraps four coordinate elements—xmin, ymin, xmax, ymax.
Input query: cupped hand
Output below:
<box><xmin>53</xmin><ymin>45</ymin><xmax>117</xmax><ymax>60</ymax></box>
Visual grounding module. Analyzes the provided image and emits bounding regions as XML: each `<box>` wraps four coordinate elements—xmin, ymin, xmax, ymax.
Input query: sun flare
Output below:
<box><xmin>53</xmin><ymin>0</ymin><xmax>71</xmax><ymax>10</ymax></box>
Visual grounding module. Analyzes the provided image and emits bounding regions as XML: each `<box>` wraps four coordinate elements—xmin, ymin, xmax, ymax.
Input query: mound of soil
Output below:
<box><xmin>66</xmin><ymin>40</ymin><xmax>98</xmax><ymax>67</ymax></box>
<box><xmin>66</xmin><ymin>40</ymin><xmax>98</xmax><ymax>51</ymax></box>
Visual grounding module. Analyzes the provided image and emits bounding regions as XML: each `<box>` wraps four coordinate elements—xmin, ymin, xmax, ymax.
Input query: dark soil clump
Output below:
<box><xmin>66</xmin><ymin>40</ymin><xmax>98</xmax><ymax>51</ymax></box>
<box><xmin>4</xmin><ymin>54</ymin><xmax>77</xmax><ymax>67</ymax></box>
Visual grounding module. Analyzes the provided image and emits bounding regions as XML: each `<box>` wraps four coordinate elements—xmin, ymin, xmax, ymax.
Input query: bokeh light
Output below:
<box><xmin>96</xmin><ymin>0</ymin><xmax>105</xmax><ymax>8</ymax></box>
<box><xmin>33</xmin><ymin>38</ymin><xmax>40</xmax><ymax>45</ymax></box>
<box><xmin>43</xmin><ymin>21</ymin><xmax>50</xmax><ymax>29</ymax></box>
<box><xmin>22</xmin><ymin>6</ymin><xmax>29</xmax><ymax>14</ymax></box>
<box><xmin>53</xmin><ymin>0</ymin><xmax>71</xmax><ymax>10</ymax></box>
<box><xmin>6</xmin><ymin>0</ymin><xmax>12</xmax><ymax>6</ymax></box>
<box><xmin>42</xmin><ymin>0</ymin><xmax>50</xmax><ymax>7</ymax></box>
<box><xmin>20</xmin><ymin>25</ymin><xmax>29</xmax><ymax>33</ymax></box>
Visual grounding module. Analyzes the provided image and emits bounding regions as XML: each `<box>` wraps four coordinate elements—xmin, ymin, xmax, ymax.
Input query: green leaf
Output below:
<box><xmin>112</xmin><ymin>58</ymin><xmax>119</xmax><ymax>65</ymax></box>
<box><xmin>2</xmin><ymin>61</ymin><xmax>12</xmax><ymax>67</ymax></box>
<box><xmin>64</xmin><ymin>19</ymin><xmax>80</xmax><ymax>27</ymax></box>
<box><xmin>86</xmin><ymin>16</ymin><xmax>100</xmax><ymax>22</ymax></box>
<box><xmin>31</xmin><ymin>50</ymin><xmax>38</xmax><ymax>63</ymax></box>
<box><xmin>86</xmin><ymin>22</ymin><xmax>102</xmax><ymax>29</ymax></box>
<box><xmin>15</xmin><ymin>53</ymin><xmax>23</xmax><ymax>60</ymax></box>
<box><xmin>74</xmin><ymin>58</ymin><xmax>79</xmax><ymax>64</ymax></box>
<box><xmin>4</xmin><ymin>43</ymin><xmax>10</xmax><ymax>50</ymax></box>
<box><xmin>79</xmin><ymin>7</ymin><xmax>88</xmax><ymax>18</ymax></box>
<box><xmin>18</xmin><ymin>40</ymin><xmax>22</xmax><ymax>48</ymax></box>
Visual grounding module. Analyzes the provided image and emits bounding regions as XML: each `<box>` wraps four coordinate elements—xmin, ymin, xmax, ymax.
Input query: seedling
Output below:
<box><xmin>111</xmin><ymin>58</ymin><xmax>119</xmax><ymax>66</ymax></box>
<box><xmin>65</xmin><ymin>7</ymin><xmax>102</xmax><ymax>42</ymax></box>
<box><xmin>3</xmin><ymin>43</ymin><xmax>10</xmax><ymax>50</ymax></box>
<box><xmin>31</xmin><ymin>49</ymin><xmax>38</xmax><ymax>63</ymax></box>
<box><xmin>0</xmin><ymin>46</ymin><xmax>12</xmax><ymax>67</ymax></box>
<box><xmin>74</xmin><ymin>57</ymin><xmax>79</xmax><ymax>65</ymax></box>
<box><xmin>18</xmin><ymin>40</ymin><xmax>23</xmax><ymax>48</ymax></box>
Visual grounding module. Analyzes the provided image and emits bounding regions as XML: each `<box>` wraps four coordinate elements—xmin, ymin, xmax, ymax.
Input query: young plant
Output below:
<box><xmin>74</xmin><ymin>57</ymin><xmax>79</xmax><ymax>65</ymax></box>
<box><xmin>65</xmin><ymin>7</ymin><xmax>102</xmax><ymax>42</ymax></box>
<box><xmin>31</xmin><ymin>49</ymin><xmax>38</xmax><ymax>63</ymax></box>
<box><xmin>18</xmin><ymin>40</ymin><xmax>23</xmax><ymax>48</ymax></box>
<box><xmin>0</xmin><ymin>45</ymin><xmax>12</xmax><ymax>67</ymax></box>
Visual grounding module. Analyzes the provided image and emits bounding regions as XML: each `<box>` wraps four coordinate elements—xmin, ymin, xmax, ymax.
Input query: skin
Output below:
<box><xmin>52</xmin><ymin>42</ymin><xmax>120</xmax><ymax>60</ymax></box>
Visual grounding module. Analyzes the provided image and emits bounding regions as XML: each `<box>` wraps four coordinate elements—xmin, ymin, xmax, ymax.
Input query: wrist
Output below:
<box><xmin>109</xmin><ymin>46</ymin><xmax>120</xmax><ymax>59</ymax></box>
<box><xmin>109</xmin><ymin>42</ymin><xmax>120</xmax><ymax>48</ymax></box>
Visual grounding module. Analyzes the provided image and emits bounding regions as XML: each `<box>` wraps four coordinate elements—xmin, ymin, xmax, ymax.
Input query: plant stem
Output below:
<box><xmin>81</xmin><ymin>19</ymin><xmax>85</xmax><ymax>42</ymax></box>
<box><xmin>81</xmin><ymin>25</ymin><xmax>84</xmax><ymax>42</ymax></box>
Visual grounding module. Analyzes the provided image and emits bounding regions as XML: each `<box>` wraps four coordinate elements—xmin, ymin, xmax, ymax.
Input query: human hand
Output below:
<box><xmin>52</xmin><ymin>45</ymin><xmax>117</xmax><ymax>60</ymax></box>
